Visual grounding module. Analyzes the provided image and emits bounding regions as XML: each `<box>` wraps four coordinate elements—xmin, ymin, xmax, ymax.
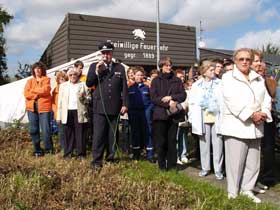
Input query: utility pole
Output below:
<box><xmin>156</xmin><ymin>0</ymin><xmax>160</xmax><ymax>70</ymax></box>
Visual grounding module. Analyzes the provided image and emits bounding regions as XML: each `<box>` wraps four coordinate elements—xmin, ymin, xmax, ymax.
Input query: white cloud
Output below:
<box><xmin>3</xmin><ymin>0</ymin><xmax>265</xmax><ymax>52</ymax></box>
<box><xmin>235</xmin><ymin>29</ymin><xmax>280</xmax><ymax>49</ymax></box>
<box><xmin>256</xmin><ymin>8</ymin><xmax>280</xmax><ymax>23</ymax></box>
<box><xmin>0</xmin><ymin>0</ymin><xmax>273</xmax><ymax>73</ymax></box>
<box><xmin>171</xmin><ymin>0</ymin><xmax>262</xmax><ymax>31</ymax></box>
<box><xmin>6</xmin><ymin>17</ymin><xmax>59</xmax><ymax>45</ymax></box>
<box><xmin>202</xmin><ymin>38</ymin><xmax>225</xmax><ymax>49</ymax></box>
<box><xmin>2</xmin><ymin>0</ymin><xmax>181</xmax><ymax>57</ymax></box>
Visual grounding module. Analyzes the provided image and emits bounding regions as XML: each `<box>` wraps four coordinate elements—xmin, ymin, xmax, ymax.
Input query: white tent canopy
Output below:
<box><xmin>0</xmin><ymin>51</ymin><xmax>128</xmax><ymax>127</ymax></box>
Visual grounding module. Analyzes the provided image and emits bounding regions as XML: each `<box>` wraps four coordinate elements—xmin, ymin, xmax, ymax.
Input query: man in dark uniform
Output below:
<box><xmin>86</xmin><ymin>41</ymin><xmax>128</xmax><ymax>170</ymax></box>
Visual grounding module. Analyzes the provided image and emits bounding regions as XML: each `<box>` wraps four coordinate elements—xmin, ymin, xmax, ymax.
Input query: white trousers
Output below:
<box><xmin>224</xmin><ymin>136</ymin><xmax>260</xmax><ymax>196</ymax></box>
<box><xmin>199</xmin><ymin>123</ymin><xmax>223</xmax><ymax>173</ymax></box>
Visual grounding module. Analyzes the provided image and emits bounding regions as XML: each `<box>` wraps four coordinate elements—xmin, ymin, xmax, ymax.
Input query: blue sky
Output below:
<box><xmin>1</xmin><ymin>0</ymin><xmax>280</xmax><ymax>75</ymax></box>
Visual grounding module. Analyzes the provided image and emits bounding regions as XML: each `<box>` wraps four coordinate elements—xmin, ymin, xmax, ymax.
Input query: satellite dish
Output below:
<box><xmin>199</xmin><ymin>41</ymin><xmax>206</xmax><ymax>48</ymax></box>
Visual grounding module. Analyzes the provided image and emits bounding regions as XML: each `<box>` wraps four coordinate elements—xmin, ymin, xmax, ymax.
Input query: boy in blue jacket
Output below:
<box><xmin>128</xmin><ymin>66</ymin><xmax>154</xmax><ymax>161</ymax></box>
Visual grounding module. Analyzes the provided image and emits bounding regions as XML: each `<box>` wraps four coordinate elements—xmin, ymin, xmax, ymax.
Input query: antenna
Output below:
<box><xmin>156</xmin><ymin>0</ymin><xmax>160</xmax><ymax>70</ymax></box>
<box><xmin>198</xmin><ymin>20</ymin><xmax>206</xmax><ymax>48</ymax></box>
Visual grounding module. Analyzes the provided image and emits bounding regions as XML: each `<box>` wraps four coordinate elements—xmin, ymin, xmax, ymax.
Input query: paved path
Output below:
<box><xmin>180</xmin><ymin>158</ymin><xmax>280</xmax><ymax>207</ymax></box>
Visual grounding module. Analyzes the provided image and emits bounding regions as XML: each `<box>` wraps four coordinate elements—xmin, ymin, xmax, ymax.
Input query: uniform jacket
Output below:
<box><xmin>86</xmin><ymin>62</ymin><xmax>128</xmax><ymax>115</ymax></box>
<box><xmin>24</xmin><ymin>76</ymin><xmax>52</xmax><ymax>113</ymax></box>
<box><xmin>56</xmin><ymin>81</ymin><xmax>90</xmax><ymax>124</ymax></box>
<box><xmin>150</xmin><ymin>72</ymin><xmax>186</xmax><ymax>121</ymax></box>
<box><xmin>128</xmin><ymin>82</ymin><xmax>153</xmax><ymax>111</ymax></box>
<box><xmin>188</xmin><ymin>78</ymin><xmax>222</xmax><ymax>135</ymax></box>
<box><xmin>221</xmin><ymin>65</ymin><xmax>272</xmax><ymax>139</ymax></box>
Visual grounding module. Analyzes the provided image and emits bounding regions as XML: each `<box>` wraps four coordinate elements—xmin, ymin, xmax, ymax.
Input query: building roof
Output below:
<box><xmin>41</xmin><ymin>13</ymin><xmax>197</xmax><ymax>69</ymax></box>
<box><xmin>200</xmin><ymin>48</ymin><xmax>233</xmax><ymax>56</ymax></box>
<box><xmin>199</xmin><ymin>48</ymin><xmax>280</xmax><ymax>66</ymax></box>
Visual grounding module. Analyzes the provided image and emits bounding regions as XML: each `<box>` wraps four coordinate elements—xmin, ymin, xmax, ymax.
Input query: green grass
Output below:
<box><xmin>0</xmin><ymin>128</ymin><xmax>279</xmax><ymax>210</ymax></box>
<box><xmin>123</xmin><ymin>161</ymin><xmax>278</xmax><ymax>210</ymax></box>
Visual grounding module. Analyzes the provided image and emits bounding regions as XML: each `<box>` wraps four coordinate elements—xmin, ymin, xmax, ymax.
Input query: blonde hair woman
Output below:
<box><xmin>188</xmin><ymin>60</ymin><xmax>224</xmax><ymax>180</ymax></box>
<box><xmin>51</xmin><ymin>70</ymin><xmax>68</xmax><ymax>150</ymax></box>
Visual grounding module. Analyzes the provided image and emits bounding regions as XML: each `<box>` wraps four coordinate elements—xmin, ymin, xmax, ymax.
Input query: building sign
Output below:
<box><xmin>132</xmin><ymin>29</ymin><xmax>146</xmax><ymax>40</ymax></box>
<box><xmin>108</xmin><ymin>29</ymin><xmax>169</xmax><ymax>61</ymax></box>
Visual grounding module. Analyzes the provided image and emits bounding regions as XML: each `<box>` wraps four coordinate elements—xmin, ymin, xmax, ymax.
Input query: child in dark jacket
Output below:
<box><xmin>128</xmin><ymin>66</ymin><xmax>154</xmax><ymax>161</ymax></box>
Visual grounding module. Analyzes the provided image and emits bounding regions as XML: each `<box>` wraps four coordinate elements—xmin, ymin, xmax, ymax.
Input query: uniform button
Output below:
<box><xmin>108</xmin><ymin>90</ymin><xmax>111</xmax><ymax>92</ymax></box>
<box><xmin>108</xmin><ymin>84</ymin><xmax>112</xmax><ymax>87</ymax></box>
<box><xmin>109</xmin><ymin>96</ymin><xmax>111</xmax><ymax>99</ymax></box>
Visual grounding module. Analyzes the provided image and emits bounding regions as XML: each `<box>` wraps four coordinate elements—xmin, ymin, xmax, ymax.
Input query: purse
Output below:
<box><xmin>165</xmin><ymin>86</ymin><xmax>185</xmax><ymax>122</ymax></box>
<box><xmin>166</xmin><ymin>102</ymin><xmax>184</xmax><ymax>116</ymax></box>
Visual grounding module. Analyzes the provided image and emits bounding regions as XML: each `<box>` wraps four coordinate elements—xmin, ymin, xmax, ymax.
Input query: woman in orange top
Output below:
<box><xmin>24</xmin><ymin>62</ymin><xmax>53</xmax><ymax>156</ymax></box>
<box><xmin>51</xmin><ymin>71</ymin><xmax>68</xmax><ymax>150</ymax></box>
<box><xmin>52</xmin><ymin>71</ymin><xmax>68</xmax><ymax>120</ymax></box>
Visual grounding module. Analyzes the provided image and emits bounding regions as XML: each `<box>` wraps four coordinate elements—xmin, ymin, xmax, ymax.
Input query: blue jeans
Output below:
<box><xmin>177</xmin><ymin>126</ymin><xmax>188</xmax><ymax>159</ymax></box>
<box><xmin>27</xmin><ymin>110</ymin><xmax>53</xmax><ymax>153</ymax></box>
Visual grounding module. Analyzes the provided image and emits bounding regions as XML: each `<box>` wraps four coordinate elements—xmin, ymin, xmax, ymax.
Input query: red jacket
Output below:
<box><xmin>24</xmin><ymin>76</ymin><xmax>52</xmax><ymax>113</ymax></box>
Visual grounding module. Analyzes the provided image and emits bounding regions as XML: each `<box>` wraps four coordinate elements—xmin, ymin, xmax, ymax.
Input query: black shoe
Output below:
<box><xmin>77</xmin><ymin>155</ymin><xmax>86</xmax><ymax>160</ymax></box>
<box><xmin>132</xmin><ymin>155</ymin><xmax>140</xmax><ymax>161</ymax></box>
<box><xmin>63</xmin><ymin>154</ymin><xmax>72</xmax><ymax>160</ymax></box>
<box><xmin>45</xmin><ymin>150</ymin><xmax>54</xmax><ymax>155</ymax></box>
<box><xmin>159</xmin><ymin>167</ymin><xmax>167</xmax><ymax>172</ymax></box>
<box><xmin>33</xmin><ymin>152</ymin><xmax>44</xmax><ymax>157</ymax></box>
<box><xmin>91</xmin><ymin>163</ymin><xmax>102</xmax><ymax>173</ymax></box>
<box><xmin>106</xmin><ymin>157</ymin><xmax>119</xmax><ymax>164</ymax></box>
<box><xmin>147</xmin><ymin>158</ymin><xmax>156</xmax><ymax>163</ymax></box>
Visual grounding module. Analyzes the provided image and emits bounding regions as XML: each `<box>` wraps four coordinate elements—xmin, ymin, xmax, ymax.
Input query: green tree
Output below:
<box><xmin>261</xmin><ymin>43</ymin><xmax>280</xmax><ymax>55</ymax></box>
<box><xmin>0</xmin><ymin>6</ymin><xmax>13</xmax><ymax>85</ymax></box>
<box><xmin>14</xmin><ymin>62</ymin><xmax>32</xmax><ymax>79</ymax></box>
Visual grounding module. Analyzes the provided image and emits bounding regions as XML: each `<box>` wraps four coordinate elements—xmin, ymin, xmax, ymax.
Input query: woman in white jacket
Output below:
<box><xmin>57</xmin><ymin>68</ymin><xmax>91</xmax><ymax>159</ymax></box>
<box><xmin>221</xmin><ymin>48</ymin><xmax>272</xmax><ymax>203</ymax></box>
<box><xmin>188</xmin><ymin>60</ymin><xmax>224</xmax><ymax>180</ymax></box>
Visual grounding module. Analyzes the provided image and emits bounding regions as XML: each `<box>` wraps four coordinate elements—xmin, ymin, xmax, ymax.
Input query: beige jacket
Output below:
<box><xmin>56</xmin><ymin>81</ymin><xmax>91</xmax><ymax>124</ymax></box>
<box><xmin>221</xmin><ymin>65</ymin><xmax>272</xmax><ymax>139</ymax></box>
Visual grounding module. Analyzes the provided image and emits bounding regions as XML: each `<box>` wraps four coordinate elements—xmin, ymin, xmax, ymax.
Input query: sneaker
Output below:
<box><xmin>253</xmin><ymin>186</ymin><xmax>266</xmax><ymax>194</ymax></box>
<box><xmin>228</xmin><ymin>193</ymin><xmax>237</xmax><ymax>199</ymax></box>
<box><xmin>199</xmin><ymin>170</ymin><xmax>210</xmax><ymax>177</ymax></box>
<box><xmin>33</xmin><ymin>152</ymin><xmax>44</xmax><ymax>157</ymax></box>
<box><xmin>177</xmin><ymin>158</ymin><xmax>183</xmax><ymax>165</ymax></box>
<box><xmin>181</xmin><ymin>157</ymin><xmax>189</xmax><ymax>164</ymax></box>
<box><xmin>256</xmin><ymin>182</ymin><xmax>268</xmax><ymax>190</ymax></box>
<box><xmin>215</xmin><ymin>172</ymin><xmax>224</xmax><ymax>180</ymax></box>
<box><xmin>240</xmin><ymin>190</ymin><xmax>261</xmax><ymax>203</ymax></box>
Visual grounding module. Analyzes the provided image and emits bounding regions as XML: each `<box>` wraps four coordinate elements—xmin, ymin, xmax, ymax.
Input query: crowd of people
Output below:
<box><xmin>24</xmin><ymin>41</ymin><xmax>279</xmax><ymax>204</ymax></box>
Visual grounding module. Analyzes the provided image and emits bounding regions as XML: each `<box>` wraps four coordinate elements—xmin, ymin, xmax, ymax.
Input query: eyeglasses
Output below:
<box><xmin>238</xmin><ymin>58</ymin><xmax>251</xmax><ymax>62</ymax></box>
<box><xmin>69</xmin><ymin>74</ymin><xmax>78</xmax><ymax>76</ymax></box>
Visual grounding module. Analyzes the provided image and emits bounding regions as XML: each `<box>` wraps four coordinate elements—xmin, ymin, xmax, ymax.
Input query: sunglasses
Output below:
<box><xmin>238</xmin><ymin>58</ymin><xmax>251</xmax><ymax>62</ymax></box>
